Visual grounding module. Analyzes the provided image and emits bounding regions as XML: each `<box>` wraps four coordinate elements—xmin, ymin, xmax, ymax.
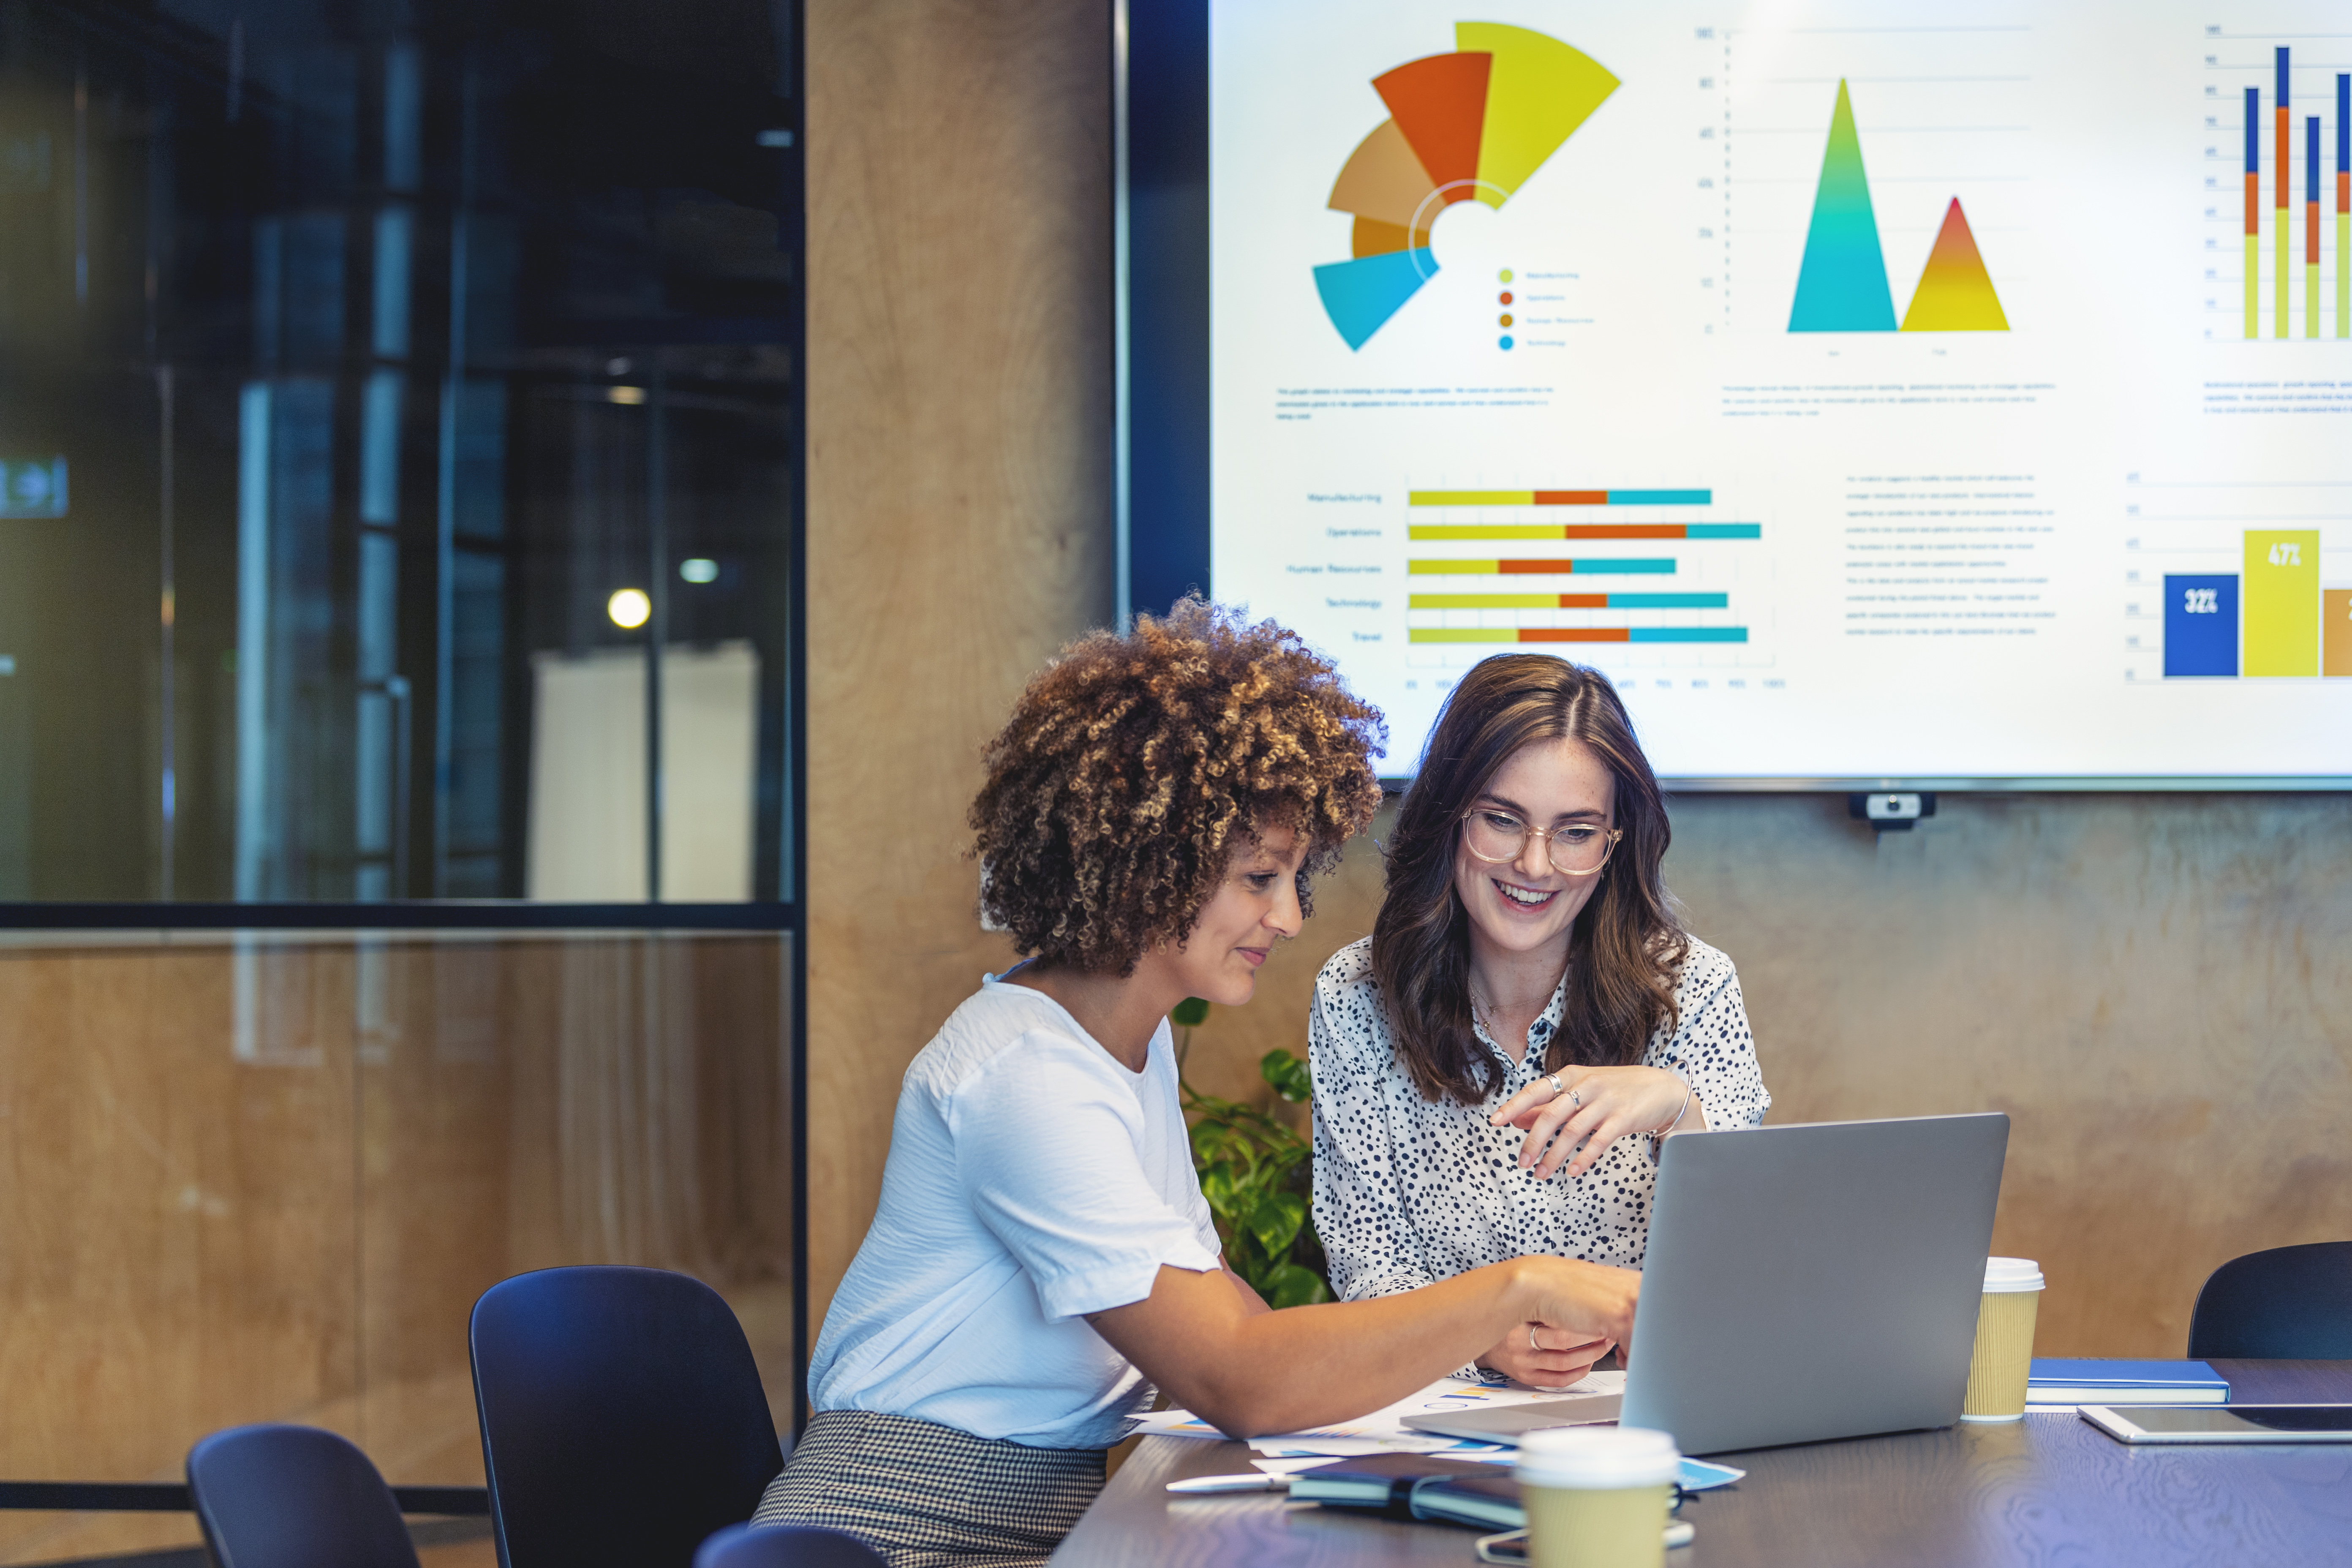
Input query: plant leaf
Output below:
<box><xmin>1260</xmin><ymin>1048</ymin><xmax>1313</xmax><ymax>1102</ymax></box>
<box><xmin>1198</xmin><ymin>1159</ymin><xmax>1237</xmax><ymax>1214</ymax></box>
<box><xmin>1172</xmin><ymin>997</ymin><xmax>1209</xmax><ymax>1028</ymax></box>
<box><xmin>1263</xmin><ymin>1261</ymin><xmax>1334</xmax><ymax>1310</ymax></box>
<box><xmin>1245</xmin><ymin>1190</ymin><xmax>1305</xmax><ymax>1259</ymax></box>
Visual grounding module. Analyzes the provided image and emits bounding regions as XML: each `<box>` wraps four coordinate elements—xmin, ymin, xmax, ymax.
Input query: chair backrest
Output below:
<box><xmin>695</xmin><ymin>1523</ymin><xmax>886</xmax><ymax>1568</ymax></box>
<box><xmin>2187</xmin><ymin>1241</ymin><xmax>2352</xmax><ymax>1359</ymax></box>
<box><xmin>471</xmin><ymin>1266</ymin><xmax>786</xmax><ymax>1568</ymax></box>
<box><xmin>186</xmin><ymin>1424</ymin><xmax>421</xmax><ymax>1568</ymax></box>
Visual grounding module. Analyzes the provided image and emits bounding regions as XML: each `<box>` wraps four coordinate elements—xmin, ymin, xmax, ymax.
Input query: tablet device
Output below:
<box><xmin>2082</xmin><ymin>1405</ymin><xmax>2352</xmax><ymax>1444</ymax></box>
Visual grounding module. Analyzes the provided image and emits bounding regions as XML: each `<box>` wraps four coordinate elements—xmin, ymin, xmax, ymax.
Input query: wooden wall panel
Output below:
<box><xmin>802</xmin><ymin>0</ymin><xmax>1114</xmax><ymax>1330</ymax></box>
<box><xmin>0</xmin><ymin>933</ymin><xmax>790</xmax><ymax>1565</ymax></box>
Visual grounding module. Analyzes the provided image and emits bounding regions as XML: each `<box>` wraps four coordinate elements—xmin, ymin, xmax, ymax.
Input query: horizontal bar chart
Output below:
<box><xmin>1410</xmin><ymin>557</ymin><xmax>1677</xmax><ymax>575</ymax></box>
<box><xmin>1410</xmin><ymin>488</ymin><xmax>1713</xmax><ymax>506</ymax></box>
<box><xmin>1410</xmin><ymin>591</ymin><xmax>1729</xmax><ymax>610</ymax></box>
<box><xmin>1410</xmin><ymin>626</ymin><xmax>1749</xmax><ymax>644</ymax></box>
<box><xmin>1410</xmin><ymin>522</ymin><xmax>1762</xmax><ymax>541</ymax></box>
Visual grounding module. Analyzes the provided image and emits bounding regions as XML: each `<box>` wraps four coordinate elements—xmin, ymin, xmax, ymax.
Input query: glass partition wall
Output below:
<box><xmin>0</xmin><ymin>2</ymin><xmax>803</xmax><ymax>1563</ymax></box>
<box><xmin>0</xmin><ymin>0</ymin><xmax>799</xmax><ymax>907</ymax></box>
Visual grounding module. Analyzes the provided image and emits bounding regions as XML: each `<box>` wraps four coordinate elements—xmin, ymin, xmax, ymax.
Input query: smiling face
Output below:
<box><xmin>1131</xmin><ymin>822</ymin><xmax>1307</xmax><ymax>1009</ymax></box>
<box><xmin>1450</xmin><ymin>737</ymin><xmax>1617</xmax><ymax>970</ymax></box>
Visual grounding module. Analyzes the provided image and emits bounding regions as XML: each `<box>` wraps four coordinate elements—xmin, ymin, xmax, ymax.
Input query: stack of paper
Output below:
<box><xmin>1127</xmin><ymin>1373</ymin><xmax>1626</xmax><ymax>1463</ymax></box>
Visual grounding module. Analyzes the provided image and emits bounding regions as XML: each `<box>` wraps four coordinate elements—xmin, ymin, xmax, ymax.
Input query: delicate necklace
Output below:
<box><xmin>1467</xmin><ymin>980</ymin><xmax>1498</xmax><ymax>1039</ymax></box>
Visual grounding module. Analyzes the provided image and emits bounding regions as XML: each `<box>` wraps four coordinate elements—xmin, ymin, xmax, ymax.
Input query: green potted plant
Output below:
<box><xmin>1172</xmin><ymin>998</ymin><xmax>1334</xmax><ymax>1309</ymax></box>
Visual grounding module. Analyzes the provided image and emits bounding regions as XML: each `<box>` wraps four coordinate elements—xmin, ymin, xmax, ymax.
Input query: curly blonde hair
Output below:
<box><xmin>970</xmin><ymin>600</ymin><xmax>1386</xmax><ymax>975</ymax></box>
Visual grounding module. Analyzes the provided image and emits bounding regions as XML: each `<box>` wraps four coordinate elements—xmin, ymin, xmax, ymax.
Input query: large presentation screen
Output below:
<box><xmin>1173</xmin><ymin>0</ymin><xmax>2352</xmax><ymax>784</ymax></box>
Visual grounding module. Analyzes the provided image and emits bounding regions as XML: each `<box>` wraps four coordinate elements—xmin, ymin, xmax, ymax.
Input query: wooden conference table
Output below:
<box><xmin>1053</xmin><ymin>1361</ymin><xmax>2352</xmax><ymax>1568</ymax></box>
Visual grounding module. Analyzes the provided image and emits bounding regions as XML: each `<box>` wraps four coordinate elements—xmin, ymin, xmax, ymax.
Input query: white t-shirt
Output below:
<box><xmin>807</xmin><ymin>976</ymin><xmax>1222</xmax><ymax>1449</ymax></box>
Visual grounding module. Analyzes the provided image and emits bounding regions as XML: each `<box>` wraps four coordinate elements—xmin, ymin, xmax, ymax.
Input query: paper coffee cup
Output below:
<box><xmin>1960</xmin><ymin>1256</ymin><xmax>2044</xmax><ymax>1422</ymax></box>
<box><xmin>1517</xmin><ymin>1426</ymin><xmax>1680</xmax><ymax>1568</ymax></box>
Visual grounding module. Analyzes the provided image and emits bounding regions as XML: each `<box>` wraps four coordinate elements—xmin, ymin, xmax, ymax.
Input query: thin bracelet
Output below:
<box><xmin>1651</xmin><ymin>1074</ymin><xmax>1695</xmax><ymax>1137</ymax></box>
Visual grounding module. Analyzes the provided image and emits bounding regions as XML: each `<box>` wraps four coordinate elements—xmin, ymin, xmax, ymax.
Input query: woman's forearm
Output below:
<box><xmin>1090</xmin><ymin>1256</ymin><xmax>1638</xmax><ymax>1438</ymax></box>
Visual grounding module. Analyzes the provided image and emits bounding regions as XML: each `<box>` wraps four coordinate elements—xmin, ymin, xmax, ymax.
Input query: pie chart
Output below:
<box><xmin>1315</xmin><ymin>23</ymin><xmax>1620</xmax><ymax>350</ymax></box>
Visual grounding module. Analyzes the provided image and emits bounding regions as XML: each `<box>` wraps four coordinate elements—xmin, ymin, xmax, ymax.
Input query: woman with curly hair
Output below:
<box><xmin>753</xmin><ymin>604</ymin><xmax>1642</xmax><ymax>1568</ymax></box>
<box><xmin>1311</xmin><ymin>655</ymin><xmax>1769</xmax><ymax>1391</ymax></box>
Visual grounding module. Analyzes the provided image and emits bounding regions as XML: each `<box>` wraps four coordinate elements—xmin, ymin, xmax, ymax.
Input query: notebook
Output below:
<box><xmin>1288</xmin><ymin>1454</ymin><xmax>1498</xmax><ymax>1518</ymax></box>
<box><xmin>2026</xmin><ymin>1358</ymin><xmax>2229</xmax><ymax>1406</ymax></box>
<box><xmin>1407</xmin><ymin>1459</ymin><xmax>1746</xmax><ymax>1531</ymax></box>
<box><xmin>1293</xmin><ymin>1453</ymin><xmax>1748</xmax><ymax>1528</ymax></box>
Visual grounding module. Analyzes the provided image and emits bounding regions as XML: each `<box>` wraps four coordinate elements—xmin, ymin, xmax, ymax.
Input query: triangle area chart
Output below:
<box><xmin>1787</xmin><ymin>79</ymin><xmax>2009</xmax><ymax>334</ymax></box>
<box><xmin>1314</xmin><ymin>24</ymin><xmax>1618</xmax><ymax>350</ymax></box>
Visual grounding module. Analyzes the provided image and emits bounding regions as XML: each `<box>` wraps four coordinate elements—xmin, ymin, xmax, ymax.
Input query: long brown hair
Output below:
<box><xmin>1368</xmin><ymin>655</ymin><xmax>1687</xmax><ymax>1103</ymax></box>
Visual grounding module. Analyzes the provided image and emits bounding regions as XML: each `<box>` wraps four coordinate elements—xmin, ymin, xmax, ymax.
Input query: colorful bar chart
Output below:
<box><xmin>2243</xmin><ymin>529</ymin><xmax>2320</xmax><ymax>676</ymax></box>
<box><xmin>2161</xmin><ymin>530</ymin><xmax>2338</xmax><ymax>679</ymax></box>
<box><xmin>1410</xmin><ymin>592</ymin><xmax>1728</xmax><ymax>609</ymax></box>
<box><xmin>2240</xmin><ymin>52</ymin><xmax>2345</xmax><ymax>339</ymax></box>
<box><xmin>1410</xmin><ymin>627</ymin><xmax>1747</xmax><ymax>645</ymax></box>
<box><xmin>2277</xmin><ymin>49</ymin><xmax>2291</xmax><ymax>340</ymax></box>
<box><xmin>2308</xmin><ymin>116</ymin><xmax>2322</xmax><ymax>338</ymax></box>
<box><xmin>1407</xmin><ymin>486</ymin><xmax>1755</xmax><ymax>654</ymax></box>
<box><xmin>1410</xmin><ymin>557</ymin><xmax>1677</xmax><ymax>574</ymax></box>
<box><xmin>1410</xmin><ymin>523</ymin><xmax>1761</xmax><ymax>540</ymax></box>
<box><xmin>1409</xmin><ymin>489</ymin><xmax>1713</xmax><ymax>506</ymax></box>
<box><xmin>2245</xmin><ymin>86</ymin><xmax>2261</xmax><ymax>338</ymax></box>
<box><xmin>2163</xmin><ymin>574</ymin><xmax>2238</xmax><ymax>678</ymax></box>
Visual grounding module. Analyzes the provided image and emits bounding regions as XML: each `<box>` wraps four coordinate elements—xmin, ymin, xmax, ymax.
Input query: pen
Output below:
<box><xmin>1165</xmin><ymin>1473</ymin><xmax>1291</xmax><ymax>1494</ymax></box>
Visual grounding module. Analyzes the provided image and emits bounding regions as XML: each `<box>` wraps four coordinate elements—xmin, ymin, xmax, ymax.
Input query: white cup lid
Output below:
<box><xmin>1984</xmin><ymin>1256</ymin><xmax>2044</xmax><ymax>1293</ymax></box>
<box><xmin>1516</xmin><ymin>1426</ymin><xmax>1680</xmax><ymax>1489</ymax></box>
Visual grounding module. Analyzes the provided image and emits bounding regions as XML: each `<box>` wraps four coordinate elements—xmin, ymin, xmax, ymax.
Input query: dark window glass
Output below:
<box><xmin>0</xmin><ymin>0</ymin><xmax>798</xmax><ymax>904</ymax></box>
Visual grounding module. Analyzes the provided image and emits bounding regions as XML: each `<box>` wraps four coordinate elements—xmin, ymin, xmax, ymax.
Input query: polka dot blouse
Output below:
<box><xmin>1309</xmin><ymin>934</ymin><xmax>1769</xmax><ymax>1303</ymax></box>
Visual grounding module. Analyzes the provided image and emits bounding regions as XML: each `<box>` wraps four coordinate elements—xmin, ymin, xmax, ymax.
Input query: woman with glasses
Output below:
<box><xmin>1310</xmin><ymin>653</ymin><xmax>1768</xmax><ymax>1391</ymax></box>
<box><xmin>755</xmin><ymin>608</ymin><xmax>1643</xmax><ymax>1568</ymax></box>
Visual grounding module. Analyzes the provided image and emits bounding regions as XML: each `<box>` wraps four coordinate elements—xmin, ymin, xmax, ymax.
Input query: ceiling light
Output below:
<box><xmin>607</xmin><ymin>588</ymin><xmax>651</xmax><ymax>629</ymax></box>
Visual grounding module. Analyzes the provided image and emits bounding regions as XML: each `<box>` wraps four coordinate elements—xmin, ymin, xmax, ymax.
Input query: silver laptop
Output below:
<box><xmin>1403</xmin><ymin>1113</ymin><xmax>2009</xmax><ymax>1455</ymax></box>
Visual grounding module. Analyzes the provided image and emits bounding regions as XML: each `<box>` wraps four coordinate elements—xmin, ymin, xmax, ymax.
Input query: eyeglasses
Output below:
<box><xmin>1458</xmin><ymin>808</ymin><xmax>1622</xmax><ymax>877</ymax></box>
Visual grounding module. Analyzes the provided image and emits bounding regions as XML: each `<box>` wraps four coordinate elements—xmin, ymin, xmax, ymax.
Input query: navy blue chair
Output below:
<box><xmin>186</xmin><ymin>1424</ymin><xmax>420</xmax><ymax>1568</ymax></box>
<box><xmin>2187</xmin><ymin>1241</ymin><xmax>2352</xmax><ymax>1360</ymax></box>
<box><xmin>470</xmin><ymin>1266</ymin><xmax>786</xmax><ymax>1568</ymax></box>
<box><xmin>696</xmin><ymin>1523</ymin><xmax>885</xmax><ymax>1568</ymax></box>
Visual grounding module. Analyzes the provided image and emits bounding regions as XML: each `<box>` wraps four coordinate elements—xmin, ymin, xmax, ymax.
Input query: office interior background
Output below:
<box><xmin>1</xmin><ymin>0</ymin><xmax>2349</xmax><ymax>1564</ymax></box>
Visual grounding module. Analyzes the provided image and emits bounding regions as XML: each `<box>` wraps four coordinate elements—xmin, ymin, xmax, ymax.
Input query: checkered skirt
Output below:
<box><xmin>751</xmin><ymin>1410</ymin><xmax>1108</xmax><ymax>1568</ymax></box>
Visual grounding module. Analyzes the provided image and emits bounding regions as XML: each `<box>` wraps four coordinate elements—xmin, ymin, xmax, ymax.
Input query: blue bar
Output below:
<box><xmin>1572</xmin><ymin>558</ymin><xmax>1677</xmax><ymax>574</ymax></box>
<box><xmin>2339</xmin><ymin>75</ymin><xmax>2348</xmax><ymax>168</ymax></box>
<box><xmin>2163</xmin><ymin>574</ymin><xmax>2238</xmax><ymax>678</ymax></box>
<box><xmin>1685</xmin><ymin>523</ymin><xmax>1762</xmax><ymax>539</ymax></box>
<box><xmin>2277</xmin><ymin>46</ymin><xmax>2289</xmax><ymax>109</ymax></box>
<box><xmin>1606</xmin><ymin>490</ymin><xmax>1711</xmax><ymax>506</ymax></box>
<box><xmin>2311</xmin><ymin>117</ymin><xmax>2321</xmax><ymax>203</ymax></box>
<box><xmin>1628</xmin><ymin>626</ymin><xmax>1748</xmax><ymax>643</ymax></box>
<box><xmin>2246</xmin><ymin>86</ymin><xmax>2260</xmax><ymax>175</ymax></box>
<box><xmin>1605</xmin><ymin>593</ymin><xmax>1727</xmax><ymax>609</ymax></box>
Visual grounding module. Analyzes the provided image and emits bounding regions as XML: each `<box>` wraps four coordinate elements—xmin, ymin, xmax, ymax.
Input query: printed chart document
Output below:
<box><xmin>1129</xmin><ymin>1372</ymin><xmax>1625</xmax><ymax>1456</ymax></box>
